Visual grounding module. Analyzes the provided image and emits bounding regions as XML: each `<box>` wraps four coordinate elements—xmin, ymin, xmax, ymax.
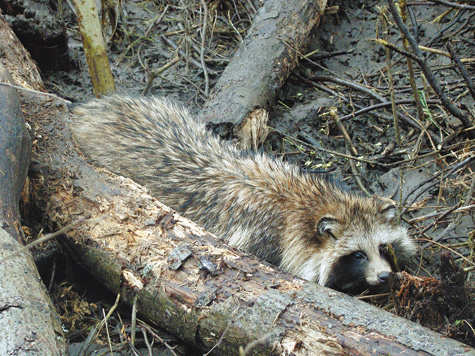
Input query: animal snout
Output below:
<box><xmin>377</xmin><ymin>271</ymin><xmax>390</xmax><ymax>284</ymax></box>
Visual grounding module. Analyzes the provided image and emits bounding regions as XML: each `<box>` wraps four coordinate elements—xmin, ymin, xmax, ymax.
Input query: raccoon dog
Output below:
<box><xmin>71</xmin><ymin>95</ymin><xmax>416</xmax><ymax>293</ymax></box>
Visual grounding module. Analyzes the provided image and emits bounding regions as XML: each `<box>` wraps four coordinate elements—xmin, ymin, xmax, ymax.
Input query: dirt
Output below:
<box><xmin>3</xmin><ymin>0</ymin><xmax>474</xmax><ymax>353</ymax></box>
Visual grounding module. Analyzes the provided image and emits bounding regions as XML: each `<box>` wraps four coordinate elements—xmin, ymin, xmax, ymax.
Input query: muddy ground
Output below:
<box><xmin>2</xmin><ymin>0</ymin><xmax>475</xmax><ymax>354</ymax></box>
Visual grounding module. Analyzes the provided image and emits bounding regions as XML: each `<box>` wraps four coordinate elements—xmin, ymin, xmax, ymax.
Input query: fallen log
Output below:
<box><xmin>23</xmin><ymin>92</ymin><xmax>474</xmax><ymax>355</ymax></box>
<box><xmin>199</xmin><ymin>0</ymin><xmax>326</xmax><ymax>149</ymax></box>
<box><xmin>0</xmin><ymin>61</ymin><xmax>66</xmax><ymax>354</ymax></box>
<box><xmin>0</xmin><ymin>64</ymin><xmax>30</xmax><ymax>239</ymax></box>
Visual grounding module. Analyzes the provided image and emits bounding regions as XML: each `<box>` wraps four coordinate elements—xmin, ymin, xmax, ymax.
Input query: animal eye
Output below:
<box><xmin>352</xmin><ymin>251</ymin><xmax>366</xmax><ymax>260</ymax></box>
<box><xmin>379</xmin><ymin>244</ymin><xmax>389</xmax><ymax>255</ymax></box>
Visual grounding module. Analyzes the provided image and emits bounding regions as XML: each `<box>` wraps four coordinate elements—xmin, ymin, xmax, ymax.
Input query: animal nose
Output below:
<box><xmin>378</xmin><ymin>272</ymin><xmax>390</xmax><ymax>284</ymax></box>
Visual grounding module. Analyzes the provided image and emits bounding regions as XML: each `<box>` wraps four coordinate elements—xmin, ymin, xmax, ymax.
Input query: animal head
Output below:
<box><xmin>319</xmin><ymin>201</ymin><xmax>414</xmax><ymax>293</ymax></box>
<box><xmin>282</xmin><ymin>192</ymin><xmax>416</xmax><ymax>294</ymax></box>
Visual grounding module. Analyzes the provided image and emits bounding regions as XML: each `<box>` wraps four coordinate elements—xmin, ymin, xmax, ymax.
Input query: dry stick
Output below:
<box><xmin>0</xmin><ymin>217</ymin><xmax>88</xmax><ymax>264</ymax></box>
<box><xmin>272</xmin><ymin>127</ymin><xmax>386</xmax><ymax>165</ymax></box>
<box><xmin>330</xmin><ymin>109</ymin><xmax>372</xmax><ymax>196</ymax></box>
<box><xmin>310</xmin><ymin>74</ymin><xmax>425</xmax><ymax>132</ymax></box>
<box><xmin>79</xmin><ymin>293</ymin><xmax>121</xmax><ymax>355</ymax></box>
<box><xmin>304</xmin><ymin>49</ymin><xmax>354</xmax><ymax>61</ymax></box>
<box><xmin>339</xmin><ymin>99</ymin><xmax>440</xmax><ymax>121</ymax></box>
<box><xmin>139</xmin><ymin>322</ymin><xmax>179</xmax><ymax>356</ymax></box>
<box><xmin>225</xmin><ymin>12</ymin><xmax>244</xmax><ymax>42</ymax></box>
<box><xmin>274</xmin><ymin>124</ymin><xmax>454</xmax><ymax>169</ymax></box>
<box><xmin>427</xmin><ymin>172</ymin><xmax>475</xmax><ymax>247</ymax></box>
<box><xmin>312</xmin><ymin>73</ymin><xmax>443</xmax><ymax>148</ymax></box>
<box><xmin>402</xmin><ymin>155</ymin><xmax>475</xmax><ymax>212</ymax></box>
<box><xmin>311</xmin><ymin>74</ymin><xmax>387</xmax><ymax>103</ymax></box>
<box><xmin>407</xmin><ymin>5</ymin><xmax>419</xmax><ymax>42</ymax></box>
<box><xmin>331</xmin><ymin>108</ymin><xmax>358</xmax><ymax>156</ymax></box>
<box><xmin>417</xmin><ymin>45</ymin><xmax>460</xmax><ymax>58</ymax></box>
<box><xmin>446</xmin><ymin>42</ymin><xmax>475</xmax><ymax>102</ymax></box>
<box><xmin>437</xmin><ymin>13</ymin><xmax>475</xmax><ymax>45</ymax></box>
<box><xmin>135</xmin><ymin>4</ymin><xmax>170</xmax><ymax>72</ymax></box>
<box><xmin>309</xmin><ymin>75</ymin><xmax>440</xmax><ymax>125</ymax></box>
<box><xmin>103</xmin><ymin>308</ymin><xmax>114</xmax><ymax>356</ymax></box>
<box><xmin>145</xmin><ymin>4</ymin><xmax>169</xmax><ymax>38</ymax></box>
<box><xmin>142</xmin><ymin>56</ymin><xmax>180</xmax><ymax>95</ymax></box>
<box><xmin>416</xmin><ymin>202</ymin><xmax>462</xmax><ymax>237</ymax></box>
<box><xmin>387</xmin><ymin>0</ymin><xmax>475</xmax><ymax>139</ymax></box>
<box><xmin>407</xmin><ymin>203</ymin><xmax>475</xmax><ymax>224</ymax></box>
<box><xmin>141</xmin><ymin>328</ymin><xmax>153</xmax><ymax>355</ymax></box>
<box><xmin>202</xmin><ymin>310</ymin><xmax>246</xmax><ymax>356</ymax></box>
<box><xmin>245</xmin><ymin>0</ymin><xmax>258</xmax><ymax>14</ymax></box>
<box><xmin>382</xmin><ymin>10</ymin><xmax>401</xmax><ymax>145</ymax></box>
<box><xmin>131</xmin><ymin>295</ymin><xmax>138</xmax><ymax>348</ymax></box>
<box><xmin>295</xmin><ymin>71</ymin><xmax>399</xmax><ymax>125</ymax></box>
<box><xmin>348</xmin><ymin>149</ymin><xmax>372</xmax><ymax>196</ymax></box>
<box><xmin>427</xmin><ymin>0</ymin><xmax>475</xmax><ymax>10</ymax></box>
<box><xmin>400</xmin><ymin>0</ymin><xmax>425</xmax><ymax>122</ymax></box>
<box><xmin>372</xmin><ymin>39</ymin><xmax>419</xmax><ymax>62</ymax></box>
<box><xmin>419</xmin><ymin>238</ymin><xmax>475</xmax><ymax>267</ymax></box>
<box><xmin>199</xmin><ymin>0</ymin><xmax>210</xmax><ymax>97</ymax></box>
<box><xmin>0</xmin><ymin>81</ymin><xmax>71</xmax><ymax>104</ymax></box>
<box><xmin>160</xmin><ymin>35</ymin><xmax>217</xmax><ymax>76</ymax></box>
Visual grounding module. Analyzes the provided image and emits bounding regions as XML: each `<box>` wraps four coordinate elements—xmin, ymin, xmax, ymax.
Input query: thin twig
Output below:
<box><xmin>339</xmin><ymin>99</ymin><xmax>440</xmax><ymax>122</ymax></box>
<box><xmin>373</xmin><ymin>38</ymin><xmax>421</xmax><ymax>59</ymax></box>
<box><xmin>310</xmin><ymin>73</ymin><xmax>426</xmax><ymax>132</ymax></box>
<box><xmin>427</xmin><ymin>0</ymin><xmax>475</xmax><ymax>10</ymax></box>
<box><xmin>200</xmin><ymin>0</ymin><xmax>210</xmax><ymax>96</ymax></box>
<box><xmin>407</xmin><ymin>203</ymin><xmax>475</xmax><ymax>224</ymax></box>
<box><xmin>330</xmin><ymin>108</ymin><xmax>372</xmax><ymax>195</ymax></box>
<box><xmin>131</xmin><ymin>295</ymin><xmax>138</xmax><ymax>347</ymax></box>
<box><xmin>402</xmin><ymin>155</ymin><xmax>475</xmax><ymax>211</ymax></box>
<box><xmin>387</xmin><ymin>0</ymin><xmax>475</xmax><ymax>138</ymax></box>
<box><xmin>419</xmin><ymin>238</ymin><xmax>475</xmax><ymax>267</ymax></box>
<box><xmin>303</xmin><ymin>49</ymin><xmax>354</xmax><ymax>61</ymax></box>
<box><xmin>310</xmin><ymin>74</ymin><xmax>387</xmax><ymax>103</ymax></box>
<box><xmin>331</xmin><ymin>108</ymin><xmax>358</xmax><ymax>156</ymax></box>
<box><xmin>0</xmin><ymin>81</ymin><xmax>71</xmax><ymax>104</ymax></box>
<box><xmin>160</xmin><ymin>35</ymin><xmax>217</xmax><ymax>76</ymax></box>
<box><xmin>446</xmin><ymin>42</ymin><xmax>475</xmax><ymax>102</ymax></box>
<box><xmin>144</xmin><ymin>5</ymin><xmax>169</xmax><ymax>38</ymax></box>
<box><xmin>226</xmin><ymin>11</ymin><xmax>244</xmax><ymax>42</ymax></box>
<box><xmin>103</xmin><ymin>308</ymin><xmax>114</xmax><ymax>355</ymax></box>
<box><xmin>0</xmin><ymin>216</ymin><xmax>93</xmax><ymax>264</ymax></box>
<box><xmin>400</xmin><ymin>0</ymin><xmax>425</xmax><ymax>122</ymax></box>
<box><xmin>141</xmin><ymin>328</ymin><xmax>153</xmax><ymax>356</ymax></box>
<box><xmin>381</xmin><ymin>10</ymin><xmax>401</xmax><ymax>145</ymax></box>
<box><xmin>425</xmin><ymin>173</ymin><xmax>475</xmax><ymax>247</ymax></box>
<box><xmin>203</xmin><ymin>310</ymin><xmax>245</xmax><ymax>356</ymax></box>
<box><xmin>142</xmin><ymin>56</ymin><xmax>180</xmax><ymax>95</ymax></box>
<box><xmin>79</xmin><ymin>293</ymin><xmax>121</xmax><ymax>355</ymax></box>
<box><xmin>139</xmin><ymin>321</ymin><xmax>179</xmax><ymax>356</ymax></box>
<box><xmin>416</xmin><ymin>202</ymin><xmax>462</xmax><ymax>237</ymax></box>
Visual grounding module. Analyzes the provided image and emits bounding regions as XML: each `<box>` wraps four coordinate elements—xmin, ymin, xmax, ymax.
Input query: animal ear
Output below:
<box><xmin>317</xmin><ymin>216</ymin><xmax>338</xmax><ymax>237</ymax></box>
<box><xmin>381</xmin><ymin>202</ymin><xmax>398</xmax><ymax>223</ymax></box>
